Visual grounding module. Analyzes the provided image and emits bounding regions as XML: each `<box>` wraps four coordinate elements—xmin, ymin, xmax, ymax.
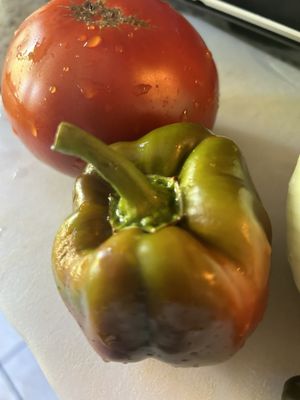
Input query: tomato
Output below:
<box><xmin>1</xmin><ymin>0</ymin><xmax>218</xmax><ymax>175</ymax></box>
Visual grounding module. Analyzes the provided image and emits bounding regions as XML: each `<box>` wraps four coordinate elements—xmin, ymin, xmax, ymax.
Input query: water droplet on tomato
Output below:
<box><xmin>77</xmin><ymin>80</ymin><xmax>98</xmax><ymax>99</ymax></box>
<box><xmin>127</xmin><ymin>32</ymin><xmax>134</xmax><ymax>38</ymax></box>
<box><xmin>193</xmin><ymin>101</ymin><xmax>200</xmax><ymax>109</ymax></box>
<box><xmin>195</xmin><ymin>79</ymin><xmax>203</xmax><ymax>86</ymax></box>
<box><xmin>181</xmin><ymin>109</ymin><xmax>188</xmax><ymax>121</ymax></box>
<box><xmin>58</xmin><ymin>42</ymin><xmax>69</xmax><ymax>50</ymax></box>
<box><xmin>87</xmin><ymin>25</ymin><xmax>96</xmax><ymax>30</ymax></box>
<box><xmin>49</xmin><ymin>86</ymin><xmax>57</xmax><ymax>94</ymax></box>
<box><xmin>31</xmin><ymin>125</ymin><xmax>38</xmax><ymax>137</ymax></box>
<box><xmin>114</xmin><ymin>44</ymin><xmax>124</xmax><ymax>53</ymax></box>
<box><xmin>27</xmin><ymin>40</ymin><xmax>49</xmax><ymax>63</ymax></box>
<box><xmin>133</xmin><ymin>84</ymin><xmax>152</xmax><ymax>96</ymax></box>
<box><xmin>63</xmin><ymin>66</ymin><xmax>70</xmax><ymax>72</ymax></box>
<box><xmin>78</xmin><ymin>34</ymin><xmax>87</xmax><ymax>42</ymax></box>
<box><xmin>84</xmin><ymin>36</ymin><xmax>102</xmax><ymax>48</ymax></box>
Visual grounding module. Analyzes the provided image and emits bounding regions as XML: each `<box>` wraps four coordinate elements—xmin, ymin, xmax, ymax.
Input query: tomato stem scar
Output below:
<box><xmin>69</xmin><ymin>0</ymin><xmax>149</xmax><ymax>29</ymax></box>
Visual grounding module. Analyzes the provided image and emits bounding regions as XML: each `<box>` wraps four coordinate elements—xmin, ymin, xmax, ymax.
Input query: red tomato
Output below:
<box><xmin>1</xmin><ymin>0</ymin><xmax>218</xmax><ymax>175</ymax></box>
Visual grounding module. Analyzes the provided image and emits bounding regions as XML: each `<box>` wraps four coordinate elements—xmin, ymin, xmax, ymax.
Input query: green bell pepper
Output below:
<box><xmin>52</xmin><ymin>122</ymin><xmax>271</xmax><ymax>366</ymax></box>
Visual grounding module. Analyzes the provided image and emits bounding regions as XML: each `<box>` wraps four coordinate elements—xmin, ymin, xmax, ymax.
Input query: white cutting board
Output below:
<box><xmin>1</xmin><ymin>14</ymin><xmax>300</xmax><ymax>400</ymax></box>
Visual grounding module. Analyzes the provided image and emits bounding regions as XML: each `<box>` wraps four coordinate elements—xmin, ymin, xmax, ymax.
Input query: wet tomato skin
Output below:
<box><xmin>1</xmin><ymin>0</ymin><xmax>219</xmax><ymax>175</ymax></box>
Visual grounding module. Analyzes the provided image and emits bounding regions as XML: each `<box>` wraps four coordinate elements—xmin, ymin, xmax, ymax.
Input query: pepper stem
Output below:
<box><xmin>52</xmin><ymin>122</ymin><xmax>181</xmax><ymax>231</ymax></box>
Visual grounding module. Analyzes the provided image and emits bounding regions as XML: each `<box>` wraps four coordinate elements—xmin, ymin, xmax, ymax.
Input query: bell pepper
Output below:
<box><xmin>52</xmin><ymin>122</ymin><xmax>271</xmax><ymax>366</ymax></box>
